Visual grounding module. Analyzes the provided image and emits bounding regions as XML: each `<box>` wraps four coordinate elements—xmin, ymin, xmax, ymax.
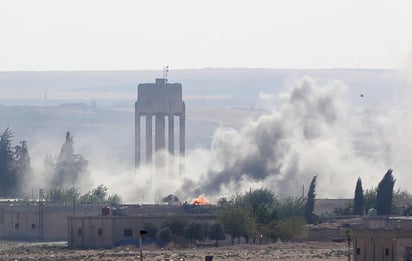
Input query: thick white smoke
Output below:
<box><xmin>93</xmin><ymin>76</ymin><xmax>388</xmax><ymax>202</ymax></box>
<box><xmin>178</xmin><ymin>76</ymin><xmax>384</xmax><ymax>199</ymax></box>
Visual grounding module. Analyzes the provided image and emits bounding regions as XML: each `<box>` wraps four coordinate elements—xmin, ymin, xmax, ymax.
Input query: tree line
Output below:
<box><xmin>146</xmin><ymin>177</ymin><xmax>318</xmax><ymax>246</ymax></box>
<box><xmin>215</xmin><ymin>178</ymin><xmax>317</xmax><ymax>244</ymax></box>
<box><xmin>0</xmin><ymin>128</ymin><xmax>32</xmax><ymax>197</ymax></box>
<box><xmin>353</xmin><ymin>168</ymin><xmax>400</xmax><ymax>215</ymax></box>
<box><xmin>141</xmin><ymin>218</ymin><xmax>226</xmax><ymax>247</ymax></box>
<box><xmin>0</xmin><ymin>128</ymin><xmax>122</xmax><ymax>204</ymax></box>
<box><xmin>46</xmin><ymin>184</ymin><xmax>121</xmax><ymax>206</ymax></box>
<box><xmin>334</xmin><ymin>168</ymin><xmax>412</xmax><ymax>216</ymax></box>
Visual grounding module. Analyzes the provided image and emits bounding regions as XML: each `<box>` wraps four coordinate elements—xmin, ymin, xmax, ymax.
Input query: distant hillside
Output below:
<box><xmin>0</xmin><ymin>69</ymin><xmax>400</xmax><ymax>107</ymax></box>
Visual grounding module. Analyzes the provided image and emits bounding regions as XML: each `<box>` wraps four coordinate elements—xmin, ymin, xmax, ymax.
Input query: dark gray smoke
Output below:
<box><xmin>179</xmin><ymin>76</ymin><xmax>382</xmax><ymax>198</ymax></box>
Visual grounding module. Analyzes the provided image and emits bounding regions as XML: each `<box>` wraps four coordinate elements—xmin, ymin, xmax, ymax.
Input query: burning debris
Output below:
<box><xmin>191</xmin><ymin>195</ymin><xmax>209</xmax><ymax>205</ymax></box>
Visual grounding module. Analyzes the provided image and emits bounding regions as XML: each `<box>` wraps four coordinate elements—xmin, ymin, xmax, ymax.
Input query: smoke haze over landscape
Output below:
<box><xmin>1</xmin><ymin>69</ymin><xmax>411</xmax><ymax>202</ymax></box>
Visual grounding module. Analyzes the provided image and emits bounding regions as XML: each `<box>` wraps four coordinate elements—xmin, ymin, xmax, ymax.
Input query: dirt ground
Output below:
<box><xmin>0</xmin><ymin>241</ymin><xmax>351</xmax><ymax>260</ymax></box>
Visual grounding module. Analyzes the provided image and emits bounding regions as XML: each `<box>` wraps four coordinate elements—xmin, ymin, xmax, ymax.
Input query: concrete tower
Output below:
<box><xmin>135</xmin><ymin>78</ymin><xmax>185</xmax><ymax>168</ymax></box>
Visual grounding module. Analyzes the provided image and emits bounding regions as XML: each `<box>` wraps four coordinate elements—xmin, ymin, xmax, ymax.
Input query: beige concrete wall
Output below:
<box><xmin>0</xmin><ymin>205</ymin><xmax>103</xmax><ymax>241</ymax></box>
<box><xmin>353</xmin><ymin>231</ymin><xmax>394</xmax><ymax>261</ymax></box>
<box><xmin>1</xmin><ymin>204</ymin><xmax>215</xmax><ymax>244</ymax></box>
<box><xmin>68</xmin><ymin>215</ymin><xmax>217</xmax><ymax>249</ymax></box>
<box><xmin>2</xmin><ymin>211</ymin><xmax>39</xmax><ymax>240</ymax></box>
<box><xmin>69</xmin><ymin>217</ymin><xmax>115</xmax><ymax>248</ymax></box>
<box><xmin>69</xmin><ymin>216</ymin><xmax>171</xmax><ymax>248</ymax></box>
<box><xmin>305</xmin><ymin>228</ymin><xmax>342</xmax><ymax>241</ymax></box>
<box><xmin>352</xmin><ymin>229</ymin><xmax>412</xmax><ymax>261</ymax></box>
<box><xmin>396</xmin><ymin>238</ymin><xmax>412</xmax><ymax>261</ymax></box>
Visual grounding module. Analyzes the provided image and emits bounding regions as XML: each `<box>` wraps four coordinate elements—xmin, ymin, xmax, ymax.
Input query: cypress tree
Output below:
<box><xmin>0</xmin><ymin>128</ymin><xmax>33</xmax><ymax>197</ymax></box>
<box><xmin>0</xmin><ymin>128</ymin><xmax>16</xmax><ymax>196</ymax></box>
<box><xmin>376</xmin><ymin>169</ymin><xmax>395</xmax><ymax>215</ymax></box>
<box><xmin>353</xmin><ymin>177</ymin><xmax>364</xmax><ymax>215</ymax></box>
<box><xmin>305</xmin><ymin>176</ymin><xmax>317</xmax><ymax>224</ymax></box>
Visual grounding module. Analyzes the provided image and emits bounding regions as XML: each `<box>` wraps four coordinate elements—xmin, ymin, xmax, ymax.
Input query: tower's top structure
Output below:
<box><xmin>136</xmin><ymin>79</ymin><xmax>184</xmax><ymax>115</ymax></box>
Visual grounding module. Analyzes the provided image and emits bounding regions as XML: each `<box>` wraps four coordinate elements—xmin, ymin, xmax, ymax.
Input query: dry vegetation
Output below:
<box><xmin>0</xmin><ymin>241</ymin><xmax>349</xmax><ymax>260</ymax></box>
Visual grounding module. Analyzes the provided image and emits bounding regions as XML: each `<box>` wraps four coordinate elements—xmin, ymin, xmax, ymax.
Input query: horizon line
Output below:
<box><xmin>0</xmin><ymin>67</ymin><xmax>399</xmax><ymax>73</ymax></box>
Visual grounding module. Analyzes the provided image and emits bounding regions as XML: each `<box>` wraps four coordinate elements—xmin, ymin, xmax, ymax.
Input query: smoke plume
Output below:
<box><xmin>23</xmin><ymin>75</ymin><xmax>412</xmax><ymax>203</ymax></box>
<box><xmin>178</xmin><ymin>76</ymin><xmax>384</xmax><ymax>199</ymax></box>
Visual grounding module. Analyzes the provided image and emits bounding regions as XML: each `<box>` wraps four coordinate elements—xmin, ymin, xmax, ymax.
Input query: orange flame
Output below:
<box><xmin>191</xmin><ymin>195</ymin><xmax>209</xmax><ymax>205</ymax></box>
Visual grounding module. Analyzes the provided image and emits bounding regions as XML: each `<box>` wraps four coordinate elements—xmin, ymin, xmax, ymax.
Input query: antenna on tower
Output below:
<box><xmin>163</xmin><ymin>66</ymin><xmax>169</xmax><ymax>82</ymax></box>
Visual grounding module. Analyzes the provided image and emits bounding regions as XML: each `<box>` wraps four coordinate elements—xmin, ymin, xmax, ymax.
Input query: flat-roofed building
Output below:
<box><xmin>0</xmin><ymin>204</ymin><xmax>103</xmax><ymax>241</ymax></box>
<box><xmin>351</xmin><ymin>216</ymin><xmax>412</xmax><ymax>261</ymax></box>
<box><xmin>67</xmin><ymin>214</ymin><xmax>215</xmax><ymax>249</ymax></box>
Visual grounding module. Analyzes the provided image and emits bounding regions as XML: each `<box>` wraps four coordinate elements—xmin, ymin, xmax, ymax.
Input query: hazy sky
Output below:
<box><xmin>1</xmin><ymin>0</ymin><xmax>411</xmax><ymax>70</ymax></box>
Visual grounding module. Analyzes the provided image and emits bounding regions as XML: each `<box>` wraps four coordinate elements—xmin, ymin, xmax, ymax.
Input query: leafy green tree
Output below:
<box><xmin>208</xmin><ymin>223</ymin><xmax>226</xmax><ymax>246</ymax></box>
<box><xmin>79</xmin><ymin>184</ymin><xmax>108</xmax><ymax>204</ymax></box>
<box><xmin>354</xmin><ymin>177</ymin><xmax>364</xmax><ymax>215</ymax></box>
<box><xmin>14</xmin><ymin>141</ymin><xmax>32</xmax><ymax>188</ymax></box>
<box><xmin>278</xmin><ymin>217</ymin><xmax>306</xmax><ymax>241</ymax></box>
<box><xmin>0</xmin><ymin>128</ymin><xmax>16</xmax><ymax>196</ymax></box>
<box><xmin>277</xmin><ymin>196</ymin><xmax>305</xmax><ymax>219</ymax></box>
<box><xmin>333</xmin><ymin>202</ymin><xmax>353</xmax><ymax>215</ymax></box>
<box><xmin>184</xmin><ymin>222</ymin><xmax>204</xmax><ymax>244</ymax></box>
<box><xmin>234</xmin><ymin>188</ymin><xmax>277</xmax><ymax>225</ymax></box>
<box><xmin>157</xmin><ymin>227</ymin><xmax>173</xmax><ymax>243</ymax></box>
<box><xmin>215</xmin><ymin>188</ymin><xmax>310</xmax><ymax>243</ymax></box>
<box><xmin>403</xmin><ymin>205</ymin><xmax>412</xmax><ymax>216</ymax></box>
<box><xmin>77</xmin><ymin>184</ymin><xmax>122</xmax><ymax>205</ymax></box>
<box><xmin>202</xmin><ymin>222</ymin><xmax>210</xmax><ymax>240</ymax></box>
<box><xmin>162</xmin><ymin>216</ymin><xmax>188</xmax><ymax>238</ymax></box>
<box><xmin>263</xmin><ymin>219</ymin><xmax>280</xmax><ymax>242</ymax></box>
<box><xmin>394</xmin><ymin>189</ymin><xmax>412</xmax><ymax>204</ymax></box>
<box><xmin>246</xmin><ymin>188</ymin><xmax>275</xmax><ymax>220</ymax></box>
<box><xmin>364</xmin><ymin>187</ymin><xmax>376</xmax><ymax>212</ymax></box>
<box><xmin>376</xmin><ymin>169</ymin><xmax>395</xmax><ymax>215</ymax></box>
<box><xmin>143</xmin><ymin>223</ymin><xmax>158</xmax><ymax>239</ymax></box>
<box><xmin>0</xmin><ymin>128</ymin><xmax>33</xmax><ymax>197</ymax></box>
<box><xmin>48</xmin><ymin>187</ymin><xmax>80</xmax><ymax>204</ymax></box>
<box><xmin>304</xmin><ymin>176</ymin><xmax>317</xmax><ymax>224</ymax></box>
<box><xmin>107</xmin><ymin>193</ymin><xmax>122</xmax><ymax>206</ymax></box>
<box><xmin>217</xmin><ymin>205</ymin><xmax>256</xmax><ymax>244</ymax></box>
<box><xmin>263</xmin><ymin>217</ymin><xmax>306</xmax><ymax>242</ymax></box>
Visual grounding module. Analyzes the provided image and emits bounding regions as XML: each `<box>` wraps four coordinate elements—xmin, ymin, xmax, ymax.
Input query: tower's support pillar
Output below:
<box><xmin>135</xmin><ymin>113</ymin><xmax>141</xmax><ymax>168</ymax></box>
<box><xmin>168</xmin><ymin>114</ymin><xmax>174</xmax><ymax>155</ymax></box>
<box><xmin>146</xmin><ymin>114</ymin><xmax>152</xmax><ymax>164</ymax></box>
<box><xmin>179</xmin><ymin>110</ymin><xmax>185</xmax><ymax>173</ymax></box>
<box><xmin>179</xmin><ymin>113</ymin><xmax>185</xmax><ymax>156</ymax></box>
<box><xmin>155</xmin><ymin>114</ymin><xmax>165</xmax><ymax>151</ymax></box>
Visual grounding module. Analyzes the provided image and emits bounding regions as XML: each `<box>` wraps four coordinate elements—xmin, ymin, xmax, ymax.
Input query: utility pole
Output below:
<box><xmin>38</xmin><ymin>189</ymin><xmax>45</xmax><ymax>240</ymax></box>
<box><xmin>341</xmin><ymin>223</ymin><xmax>351</xmax><ymax>261</ymax></box>
<box><xmin>139</xmin><ymin>230</ymin><xmax>147</xmax><ymax>261</ymax></box>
